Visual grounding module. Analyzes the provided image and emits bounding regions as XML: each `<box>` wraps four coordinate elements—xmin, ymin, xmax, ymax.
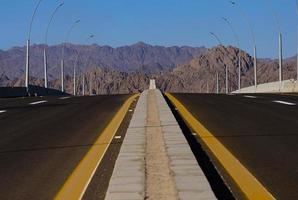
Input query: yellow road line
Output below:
<box><xmin>55</xmin><ymin>94</ymin><xmax>139</xmax><ymax>200</ymax></box>
<box><xmin>165</xmin><ymin>93</ymin><xmax>275</xmax><ymax>200</ymax></box>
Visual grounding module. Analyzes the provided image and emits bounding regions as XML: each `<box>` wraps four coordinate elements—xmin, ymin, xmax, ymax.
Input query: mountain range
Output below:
<box><xmin>0</xmin><ymin>42</ymin><xmax>205</xmax><ymax>80</ymax></box>
<box><xmin>0</xmin><ymin>42</ymin><xmax>296</xmax><ymax>94</ymax></box>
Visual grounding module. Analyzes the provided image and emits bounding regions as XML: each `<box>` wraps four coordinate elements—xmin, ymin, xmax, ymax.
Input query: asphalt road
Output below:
<box><xmin>0</xmin><ymin>95</ymin><xmax>130</xmax><ymax>200</ymax></box>
<box><xmin>171</xmin><ymin>93</ymin><xmax>298</xmax><ymax>200</ymax></box>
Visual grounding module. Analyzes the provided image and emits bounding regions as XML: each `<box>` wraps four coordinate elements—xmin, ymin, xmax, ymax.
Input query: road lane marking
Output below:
<box><xmin>244</xmin><ymin>95</ymin><xmax>257</xmax><ymax>99</ymax></box>
<box><xmin>165</xmin><ymin>93</ymin><xmax>275</xmax><ymax>200</ymax></box>
<box><xmin>54</xmin><ymin>94</ymin><xmax>139</xmax><ymax>200</ymax></box>
<box><xmin>29</xmin><ymin>100</ymin><xmax>47</xmax><ymax>105</ymax></box>
<box><xmin>114</xmin><ymin>136</ymin><xmax>122</xmax><ymax>139</ymax></box>
<box><xmin>58</xmin><ymin>96</ymin><xmax>71</xmax><ymax>100</ymax></box>
<box><xmin>0</xmin><ymin>110</ymin><xmax>7</xmax><ymax>114</ymax></box>
<box><xmin>272</xmin><ymin>100</ymin><xmax>296</xmax><ymax>106</ymax></box>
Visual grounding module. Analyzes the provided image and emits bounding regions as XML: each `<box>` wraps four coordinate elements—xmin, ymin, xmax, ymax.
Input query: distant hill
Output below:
<box><xmin>156</xmin><ymin>45</ymin><xmax>297</xmax><ymax>93</ymax></box>
<box><xmin>0</xmin><ymin>42</ymin><xmax>206</xmax><ymax>81</ymax></box>
<box><xmin>0</xmin><ymin>43</ymin><xmax>296</xmax><ymax>94</ymax></box>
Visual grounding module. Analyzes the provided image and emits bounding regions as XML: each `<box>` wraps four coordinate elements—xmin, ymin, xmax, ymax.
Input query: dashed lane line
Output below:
<box><xmin>58</xmin><ymin>97</ymin><xmax>71</xmax><ymax>100</ymax></box>
<box><xmin>244</xmin><ymin>95</ymin><xmax>258</xmax><ymax>99</ymax></box>
<box><xmin>29</xmin><ymin>100</ymin><xmax>48</xmax><ymax>105</ymax></box>
<box><xmin>272</xmin><ymin>100</ymin><xmax>296</xmax><ymax>106</ymax></box>
<box><xmin>0</xmin><ymin>110</ymin><xmax>7</xmax><ymax>114</ymax></box>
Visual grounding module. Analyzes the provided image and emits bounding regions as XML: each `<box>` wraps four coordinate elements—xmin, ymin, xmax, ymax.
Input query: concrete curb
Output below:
<box><xmin>105</xmin><ymin>91</ymin><xmax>147</xmax><ymax>200</ymax></box>
<box><xmin>105</xmin><ymin>90</ymin><xmax>216</xmax><ymax>200</ymax></box>
<box><xmin>155</xmin><ymin>90</ymin><xmax>216</xmax><ymax>200</ymax></box>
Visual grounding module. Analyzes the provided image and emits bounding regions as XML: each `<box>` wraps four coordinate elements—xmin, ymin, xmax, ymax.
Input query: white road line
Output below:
<box><xmin>273</xmin><ymin>100</ymin><xmax>296</xmax><ymax>106</ymax></box>
<box><xmin>29</xmin><ymin>100</ymin><xmax>47</xmax><ymax>105</ymax></box>
<box><xmin>0</xmin><ymin>110</ymin><xmax>7</xmax><ymax>114</ymax></box>
<box><xmin>58</xmin><ymin>96</ymin><xmax>70</xmax><ymax>100</ymax></box>
<box><xmin>244</xmin><ymin>95</ymin><xmax>257</xmax><ymax>99</ymax></box>
<box><xmin>114</xmin><ymin>136</ymin><xmax>122</xmax><ymax>139</ymax></box>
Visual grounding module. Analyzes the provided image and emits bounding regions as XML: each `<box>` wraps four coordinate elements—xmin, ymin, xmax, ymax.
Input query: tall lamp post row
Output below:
<box><xmin>25</xmin><ymin>1</ymin><xmax>90</xmax><ymax>95</ymax></box>
<box><xmin>210</xmin><ymin>1</ymin><xmax>297</xmax><ymax>94</ymax></box>
<box><xmin>24</xmin><ymin>0</ymin><xmax>298</xmax><ymax>94</ymax></box>
<box><xmin>230</xmin><ymin>1</ymin><xmax>258</xmax><ymax>90</ymax></box>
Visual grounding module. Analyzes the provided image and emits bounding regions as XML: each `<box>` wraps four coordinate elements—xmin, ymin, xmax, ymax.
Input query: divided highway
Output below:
<box><xmin>169</xmin><ymin>93</ymin><xmax>298</xmax><ymax>200</ymax></box>
<box><xmin>1</xmin><ymin>92</ymin><xmax>297</xmax><ymax>200</ymax></box>
<box><xmin>0</xmin><ymin>95</ymin><xmax>131</xmax><ymax>200</ymax></box>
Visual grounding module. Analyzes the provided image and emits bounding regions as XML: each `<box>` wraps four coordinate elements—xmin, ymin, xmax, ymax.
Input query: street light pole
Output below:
<box><xmin>267</xmin><ymin>1</ymin><xmax>283</xmax><ymax>91</ymax></box>
<box><xmin>74</xmin><ymin>34</ymin><xmax>94</xmax><ymax>96</ymax></box>
<box><xmin>226</xmin><ymin>64</ymin><xmax>228</xmax><ymax>94</ymax></box>
<box><xmin>89</xmin><ymin>74</ymin><xmax>92</xmax><ymax>95</ymax></box>
<box><xmin>44</xmin><ymin>3</ymin><xmax>64</xmax><ymax>89</ymax></box>
<box><xmin>210</xmin><ymin>32</ymin><xmax>222</xmax><ymax>46</ymax></box>
<box><xmin>279</xmin><ymin>33</ymin><xmax>283</xmax><ymax>91</ymax></box>
<box><xmin>216</xmin><ymin>72</ymin><xmax>219</xmax><ymax>94</ymax></box>
<box><xmin>210</xmin><ymin>32</ymin><xmax>223</xmax><ymax>94</ymax></box>
<box><xmin>73</xmin><ymin>50</ymin><xmax>80</xmax><ymax>96</ymax></box>
<box><xmin>230</xmin><ymin>1</ymin><xmax>258</xmax><ymax>90</ymax></box>
<box><xmin>206</xmin><ymin>80</ymin><xmax>209</xmax><ymax>93</ymax></box>
<box><xmin>82</xmin><ymin>75</ymin><xmax>85</xmax><ymax>95</ymax></box>
<box><xmin>82</xmin><ymin>35</ymin><xmax>95</xmax><ymax>96</ymax></box>
<box><xmin>61</xmin><ymin>19</ymin><xmax>80</xmax><ymax>93</ymax></box>
<box><xmin>222</xmin><ymin>17</ymin><xmax>242</xmax><ymax>93</ymax></box>
<box><xmin>296</xmin><ymin>0</ymin><xmax>298</xmax><ymax>81</ymax></box>
<box><xmin>254</xmin><ymin>46</ymin><xmax>257</xmax><ymax>89</ymax></box>
<box><xmin>25</xmin><ymin>0</ymin><xmax>43</xmax><ymax>92</ymax></box>
<box><xmin>210</xmin><ymin>32</ymin><xmax>226</xmax><ymax>94</ymax></box>
<box><xmin>73</xmin><ymin>64</ymin><xmax>76</xmax><ymax>95</ymax></box>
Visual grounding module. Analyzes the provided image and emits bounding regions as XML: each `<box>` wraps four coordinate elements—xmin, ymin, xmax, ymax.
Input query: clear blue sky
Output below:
<box><xmin>0</xmin><ymin>0</ymin><xmax>296</xmax><ymax>58</ymax></box>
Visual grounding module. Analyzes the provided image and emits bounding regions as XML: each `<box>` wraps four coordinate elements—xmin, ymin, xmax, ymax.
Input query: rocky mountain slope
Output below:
<box><xmin>0</xmin><ymin>42</ymin><xmax>205</xmax><ymax>81</ymax></box>
<box><xmin>157</xmin><ymin>45</ymin><xmax>297</xmax><ymax>93</ymax></box>
<box><xmin>0</xmin><ymin>44</ymin><xmax>296</xmax><ymax>94</ymax></box>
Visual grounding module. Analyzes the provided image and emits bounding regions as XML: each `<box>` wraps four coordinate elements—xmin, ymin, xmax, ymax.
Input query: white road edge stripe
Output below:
<box><xmin>29</xmin><ymin>100</ymin><xmax>47</xmax><ymax>105</ymax></box>
<box><xmin>273</xmin><ymin>100</ymin><xmax>296</xmax><ymax>106</ymax></box>
<box><xmin>0</xmin><ymin>110</ymin><xmax>7</xmax><ymax>114</ymax></box>
<box><xmin>244</xmin><ymin>95</ymin><xmax>257</xmax><ymax>99</ymax></box>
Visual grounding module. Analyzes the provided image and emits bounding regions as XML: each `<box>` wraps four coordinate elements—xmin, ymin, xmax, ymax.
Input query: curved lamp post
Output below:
<box><xmin>296</xmin><ymin>0</ymin><xmax>298</xmax><ymax>81</ymax></box>
<box><xmin>210</xmin><ymin>32</ymin><xmax>228</xmax><ymax>94</ymax></box>
<box><xmin>44</xmin><ymin>2</ymin><xmax>64</xmax><ymax>89</ymax></box>
<box><xmin>222</xmin><ymin>17</ymin><xmax>242</xmax><ymax>92</ymax></box>
<box><xmin>25</xmin><ymin>0</ymin><xmax>43</xmax><ymax>91</ymax></box>
<box><xmin>229</xmin><ymin>1</ymin><xmax>258</xmax><ymax>90</ymax></box>
<box><xmin>210</xmin><ymin>32</ymin><xmax>222</xmax><ymax>45</ymax></box>
<box><xmin>61</xmin><ymin>19</ymin><xmax>80</xmax><ymax>92</ymax></box>
<box><xmin>210</xmin><ymin>32</ymin><xmax>222</xmax><ymax>94</ymax></box>
<box><xmin>81</xmin><ymin>34</ymin><xmax>94</xmax><ymax>96</ymax></box>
